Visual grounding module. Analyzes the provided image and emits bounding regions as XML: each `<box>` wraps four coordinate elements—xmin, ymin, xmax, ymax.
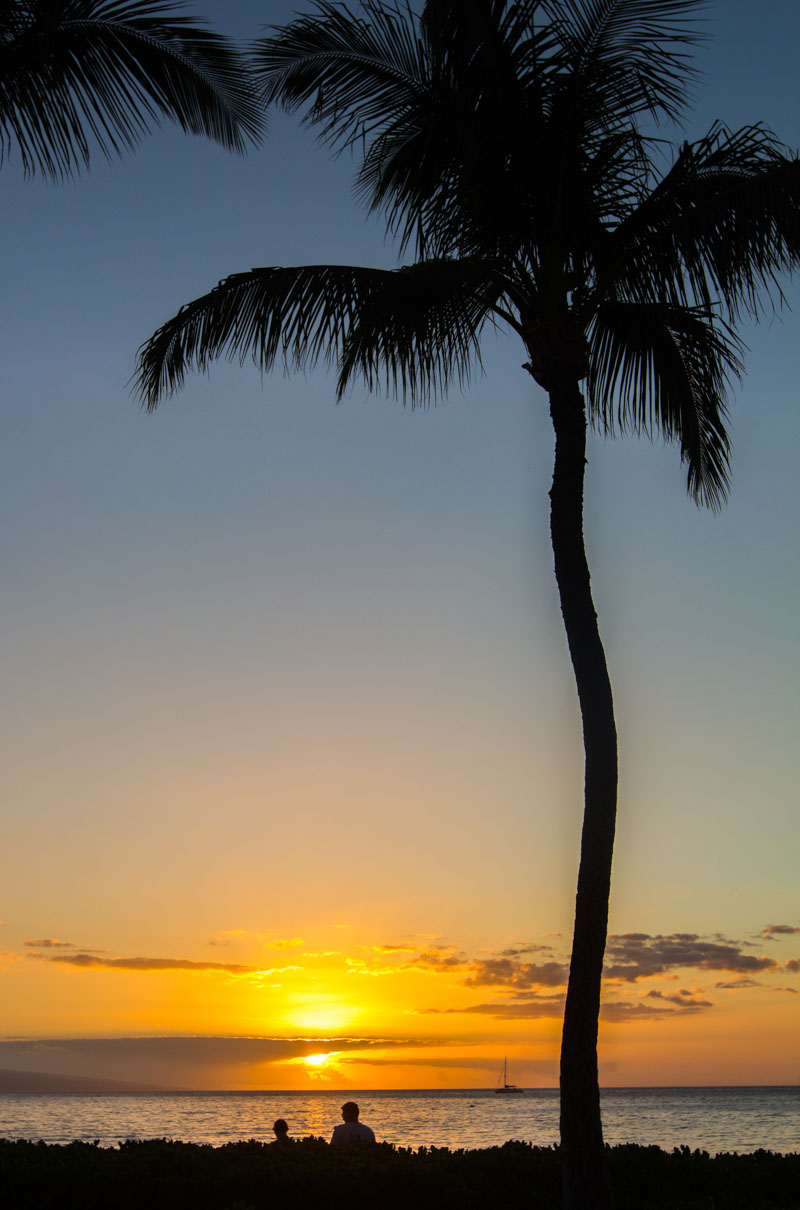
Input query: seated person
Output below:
<box><xmin>330</xmin><ymin>1101</ymin><xmax>376</xmax><ymax>1146</ymax></box>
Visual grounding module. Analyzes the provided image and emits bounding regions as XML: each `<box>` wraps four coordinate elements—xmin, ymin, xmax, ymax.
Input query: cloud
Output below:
<box><xmin>28</xmin><ymin>952</ymin><xmax>253</xmax><ymax>974</ymax></box>
<box><xmin>463</xmin><ymin>958</ymin><xmax>568</xmax><ymax>990</ymax></box>
<box><xmin>265</xmin><ymin>937</ymin><xmax>304</xmax><ymax>950</ymax></box>
<box><xmin>600</xmin><ymin>1001</ymin><xmax>683</xmax><ymax>1022</ymax></box>
<box><xmin>499</xmin><ymin>944</ymin><xmax>554</xmax><ymax>958</ymax></box>
<box><xmin>644</xmin><ymin>989</ymin><xmax>713</xmax><ymax>1009</ymax></box>
<box><xmin>421</xmin><ymin>993</ymin><xmax>565</xmax><ymax>1020</ymax></box>
<box><xmin>0</xmin><ymin>1035</ymin><xmax>437</xmax><ymax>1090</ymax></box>
<box><xmin>347</xmin><ymin>1054</ymin><xmax>499</xmax><ymax>1071</ymax></box>
<box><xmin>404</xmin><ymin>943</ymin><xmax>568</xmax><ymax>994</ymax></box>
<box><xmin>24</xmin><ymin>939</ymin><xmax>76</xmax><ymax>949</ymax></box>
<box><xmin>0</xmin><ymin>951</ymin><xmax>21</xmax><ymax>968</ymax></box>
<box><xmin>715</xmin><ymin>978</ymin><xmax>762</xmax><ymax>990</ymax></box>
<box><xmin>604</xmin><ymin>933</ymin><xmax>780</xmax><ymax>982</ymax></box>
<box><xmin>761</xmin><ymin>924</ymin><xmax>800</xmax><ymax>938</ymax></box>
<box><xmin>409</xmin><ymin>948</ymin><xmax>470</xmax><ymax>971</ymax></box>
<box><xmin>773</xmin><ymin>987</ymin><xmax>798</xmax><ymax>994</ymax></box>
<box><xmin>368</xmin><ymin>944</ymin><xmax>418</xmax><ymax>954</ymax></box>
<box><xmin>784</xmin><ymin>958</ymin><xmax>800</xmax><ymax>973</ymax></box>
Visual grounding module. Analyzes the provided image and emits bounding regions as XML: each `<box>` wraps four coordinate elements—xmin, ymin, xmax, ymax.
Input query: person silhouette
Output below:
<box><xmin>272</xmin><ymin>1118</ymin><xmax>290</xmax><ymax>1143</ymax></box>
<box><xmin>329</xmin><ymin>1101</ymin><xmax>376</xmax><ymax>1146</ymax></box>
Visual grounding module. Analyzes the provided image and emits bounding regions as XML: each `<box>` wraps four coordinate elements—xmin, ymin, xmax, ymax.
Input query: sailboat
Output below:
<box><xmin>494</xmin><ymin>1057</ymin><xmax>524</xmax><ymax>1094</ymax></box>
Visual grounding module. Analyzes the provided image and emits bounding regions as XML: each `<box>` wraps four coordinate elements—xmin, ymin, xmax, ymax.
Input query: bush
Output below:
<box><xmin>0</xmin><ymin>1137</ymin><xmax>797</xmax><ymax>1209</ymax></box>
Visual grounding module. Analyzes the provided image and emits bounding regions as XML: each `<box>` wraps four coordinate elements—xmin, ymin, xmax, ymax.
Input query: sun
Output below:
<box><xmin>303</xmin><ymin>1052</ymin><xmax>340</xmax><ymax>1069</ymax></box>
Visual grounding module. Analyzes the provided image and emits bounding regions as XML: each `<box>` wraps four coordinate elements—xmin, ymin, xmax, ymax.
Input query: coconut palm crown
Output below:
<box><xmin>136</xmin><ymin>3</ymin><xmax>800</xmax><ymax>1206</ymax></box>
<box><xmin>0</xmin><ymin>0</ymin><xmax>261</xmax><ymax>178</ymax></box>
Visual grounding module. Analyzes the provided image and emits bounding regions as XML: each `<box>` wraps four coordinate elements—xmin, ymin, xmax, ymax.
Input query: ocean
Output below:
<box><xmin>1</xmin><ymin>1087</ymin><xmax>798</xmax><ymax>1154</ymax></box>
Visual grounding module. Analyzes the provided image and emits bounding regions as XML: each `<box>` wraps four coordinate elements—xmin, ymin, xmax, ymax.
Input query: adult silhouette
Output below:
<box><xmin>330</xmin><ymin>1101</ymin><xmax>375</xmax><ymax>1147</ymax></box>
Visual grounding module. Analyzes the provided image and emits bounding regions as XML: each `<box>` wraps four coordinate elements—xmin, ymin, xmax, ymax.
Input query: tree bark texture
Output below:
<box><xmin>549</xmin><ymin>381</ymin><xmax>618</xmax><ymax>1210</ymax></box>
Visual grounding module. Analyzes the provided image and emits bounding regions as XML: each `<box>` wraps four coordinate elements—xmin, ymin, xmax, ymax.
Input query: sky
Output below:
<box><xmin>0</xmin><ymin>0</ymin><xmax>798</xmax><ymax>1093</ymax></box>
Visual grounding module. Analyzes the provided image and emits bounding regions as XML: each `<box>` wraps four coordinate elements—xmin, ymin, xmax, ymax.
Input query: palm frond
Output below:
<box><xmin>588</xmin><ymin>300</ymin><xmax>743</xmax><ymax>509</ymax></box>
<box><xmin>254</xmin><ymin>0</ymin><xmax>425</xmax><ymax>153</ymax></box>
<box><xmin>606</xmin><ymin>123</ymin><xmax>800</xmax><ymax>321</ymax></box>
<box><xmin>542</xmin><ymin>0</ymin><xmax>706</xmax><ymax>128</ymax></box>
<box><xmin>337</xmin><ymin>257</ymin><xmax>501</xmax><ymax>398</ymax></box>
<box><xmin>0</xmin><ymin>0</ymin><xmax>261</xmax><ymax>178</ymax></box>
<box><xmin>255</xmin><ymin>1</ymin><xmax>445</xmax><ymax>255</ymax></box>
<box><xmin>136</xmin><ymin>259</ymin><xmax>498</xmax><ymax>410</ymax></box>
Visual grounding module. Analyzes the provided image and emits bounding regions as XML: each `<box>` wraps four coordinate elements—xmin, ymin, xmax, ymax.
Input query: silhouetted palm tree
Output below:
<box><xmin>0</xmin><ymin>0</ymin><xmax>260</xmax><ymax>177</ymax></box>
<box><xmin>135</xmin><ymin>3</ymin><xmax>800</xmax><ymax>1205</ymax></box>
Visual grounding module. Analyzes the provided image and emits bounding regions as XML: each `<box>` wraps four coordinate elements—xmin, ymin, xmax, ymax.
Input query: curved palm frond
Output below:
<box><xmin>136</xmin><ymin>258</ymin><xmax>498</xmax><ymax>411</ymax></box>
<box><xmin>255</xmin><ymin>0</ymin><xmax>456</xmax><ymax>257</ymax></box>
<box><xmin>542</xmin><ymin>0</ymin><xmax>706</xmax><ymax>130</ymax></box>
<box><xmin>608</xmin><ymin>123</ymin><xmax>800</xmax><ymax>320</ymax></box>
<box><xmin>337</xmin><ymin>257</ymin><xmax>502</xmax><ymax>397</ymax></box>
<box><xmin>254</xmin><ymin>0</ymin><xmax>425</xmax><ymax>152</ymax></box>
<box><xmin>0</xmin><ymin>0</ymin><xmax>261</xmax><ymax>178</ymax></box>
<box><xmin>588</xmin><ymin>300</ymin><xmax>743</xmax><ymax>509</ymax></box>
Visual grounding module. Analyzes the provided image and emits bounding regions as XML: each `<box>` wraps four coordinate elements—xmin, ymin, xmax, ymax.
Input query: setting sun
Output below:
<box><xmin>303</xmin><ymin>1052</ymin><xmax>340</xmax><ymax>1068</ymax></box>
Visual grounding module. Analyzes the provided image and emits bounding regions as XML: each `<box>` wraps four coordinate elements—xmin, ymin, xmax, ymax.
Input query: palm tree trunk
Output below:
<box><xmin>548</xmin><ymin>380</ymin><xmax>618</xmax><ymax>1210</ymax></box>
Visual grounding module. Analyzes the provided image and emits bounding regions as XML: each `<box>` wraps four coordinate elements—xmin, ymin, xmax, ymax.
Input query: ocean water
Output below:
<box><xmin>1</xmin><ymin>1087</ymin><xmax>798</xmax><ymax>1154</ymax></box>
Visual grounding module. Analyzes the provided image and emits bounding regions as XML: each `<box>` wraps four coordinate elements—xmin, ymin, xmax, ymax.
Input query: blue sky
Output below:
<box><xmin>0</xmin><ymin>1</ymin><xmax>798</xmax><ymax>1088</ymax></box>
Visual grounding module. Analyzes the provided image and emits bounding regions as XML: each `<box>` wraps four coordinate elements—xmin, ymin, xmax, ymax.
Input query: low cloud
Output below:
<box><xmin>407</xmin><ymin>944</ymin><xmax>568</xmax><ymax>995</ymax></box>
<box><xmin>265</xmin><ymin>937</ymin><xmax>304</xmax><ymax>950</ymax></box>
<box><xmin>715</xmin><ymin>978</ymin><xmax>762</xmax><ymax>990</ymax></box>
<box><xmin>368</xmin><ymin>943</ymin><xmax>418</xmax><ymax>954</ymax></box>
<box><xmin>24</xmin><ymin>939</ymin><xmax>76</xmax><ymax>949</ymax></box>
<box><xmin>499</xmin><ymin>943</ymin><xmax>554</xmax><ymax>958</ymax></box>
<box><xmin>601</xmin><ymin>1001</ymin><xmax>682</xmax><ymax>1022</ymax></box>
<box><xmin>773</xmin><ymin>986</ymin><xmax>798</xmax><ymax>994</ymax></box>
<box><xmin>761</xmin><ymin>924</ymin><xmax>800</xmax><ymax>938</ymax></box>
<box><xmin>421</xmin><ymin>993</ymin><xmax>565</xmax><ymax>1020</ymax></box>
<box><xmin>0</xmin><ymin>1035</ymin><xmax>436</xmax><ymax>1090</ymax></box>
<box><xmin>785</xmin><ymin>958</ymin><xmax>800</xmax><ymax>973</ymax></box>
<box><xmin>604</xmin><ymin>933</ymin><xmax>780</xmax><ymax>982</ymax></box>
<box><xmin>410</xmin><ymin>948</ymin><xmax>470</xmax><ymax>971</ymax></box>
<box><xmin>645</xmin><ymin>989</ymin><xmax>713</xmax><ymax>1009</ymax></box>
<box><xmin>347</xmin><ymin>1054</ymin><xmax>499</xmax><ymax>1071</ymax></box>
<box><xmin>463</xmin><ymin>958</ymin><xmax>568</xmax><ymax>990</ymax></box>
<box><xmin>28</xmin><ymin>952</ymin><xmax>253</xmax><ymax>974</ymax></box>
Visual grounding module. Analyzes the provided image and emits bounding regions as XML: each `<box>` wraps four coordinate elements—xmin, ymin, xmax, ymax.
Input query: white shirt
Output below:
<box><xmin>330</xmin><ymin>1120</ymin><xmax>376</xmax><ymax>1146</ymax></box>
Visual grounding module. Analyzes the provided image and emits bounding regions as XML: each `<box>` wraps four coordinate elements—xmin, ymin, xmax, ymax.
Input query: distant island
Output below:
<box><xmin>0</xmin><ymin>1068</ymin><xmax>167</xmax><ymax>1093</ymax></box>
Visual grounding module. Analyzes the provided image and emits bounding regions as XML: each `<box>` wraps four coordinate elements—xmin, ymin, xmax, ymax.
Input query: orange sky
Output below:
<box><xmin>1</xmin><ymin>920</ymin><xmax>797</xmax><ymax>1089</ymax></box>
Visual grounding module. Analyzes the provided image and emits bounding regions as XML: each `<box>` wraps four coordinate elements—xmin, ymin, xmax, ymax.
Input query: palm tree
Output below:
<box><xmin>135</xmin><ymin>3</ymin><xmax>800</xmax><ymax>1205</ymax></box>
<box><xmin>0</xmin><ymin>0</ymin><xmax>261</xmax><ymax>178</ymax></box>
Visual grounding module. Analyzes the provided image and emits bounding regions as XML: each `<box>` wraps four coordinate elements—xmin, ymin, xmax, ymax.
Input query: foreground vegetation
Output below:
<box><xmin>1</xmin><ymin>1137</ymin><xmax>798</xmax><ymax>1209</ymax></box>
